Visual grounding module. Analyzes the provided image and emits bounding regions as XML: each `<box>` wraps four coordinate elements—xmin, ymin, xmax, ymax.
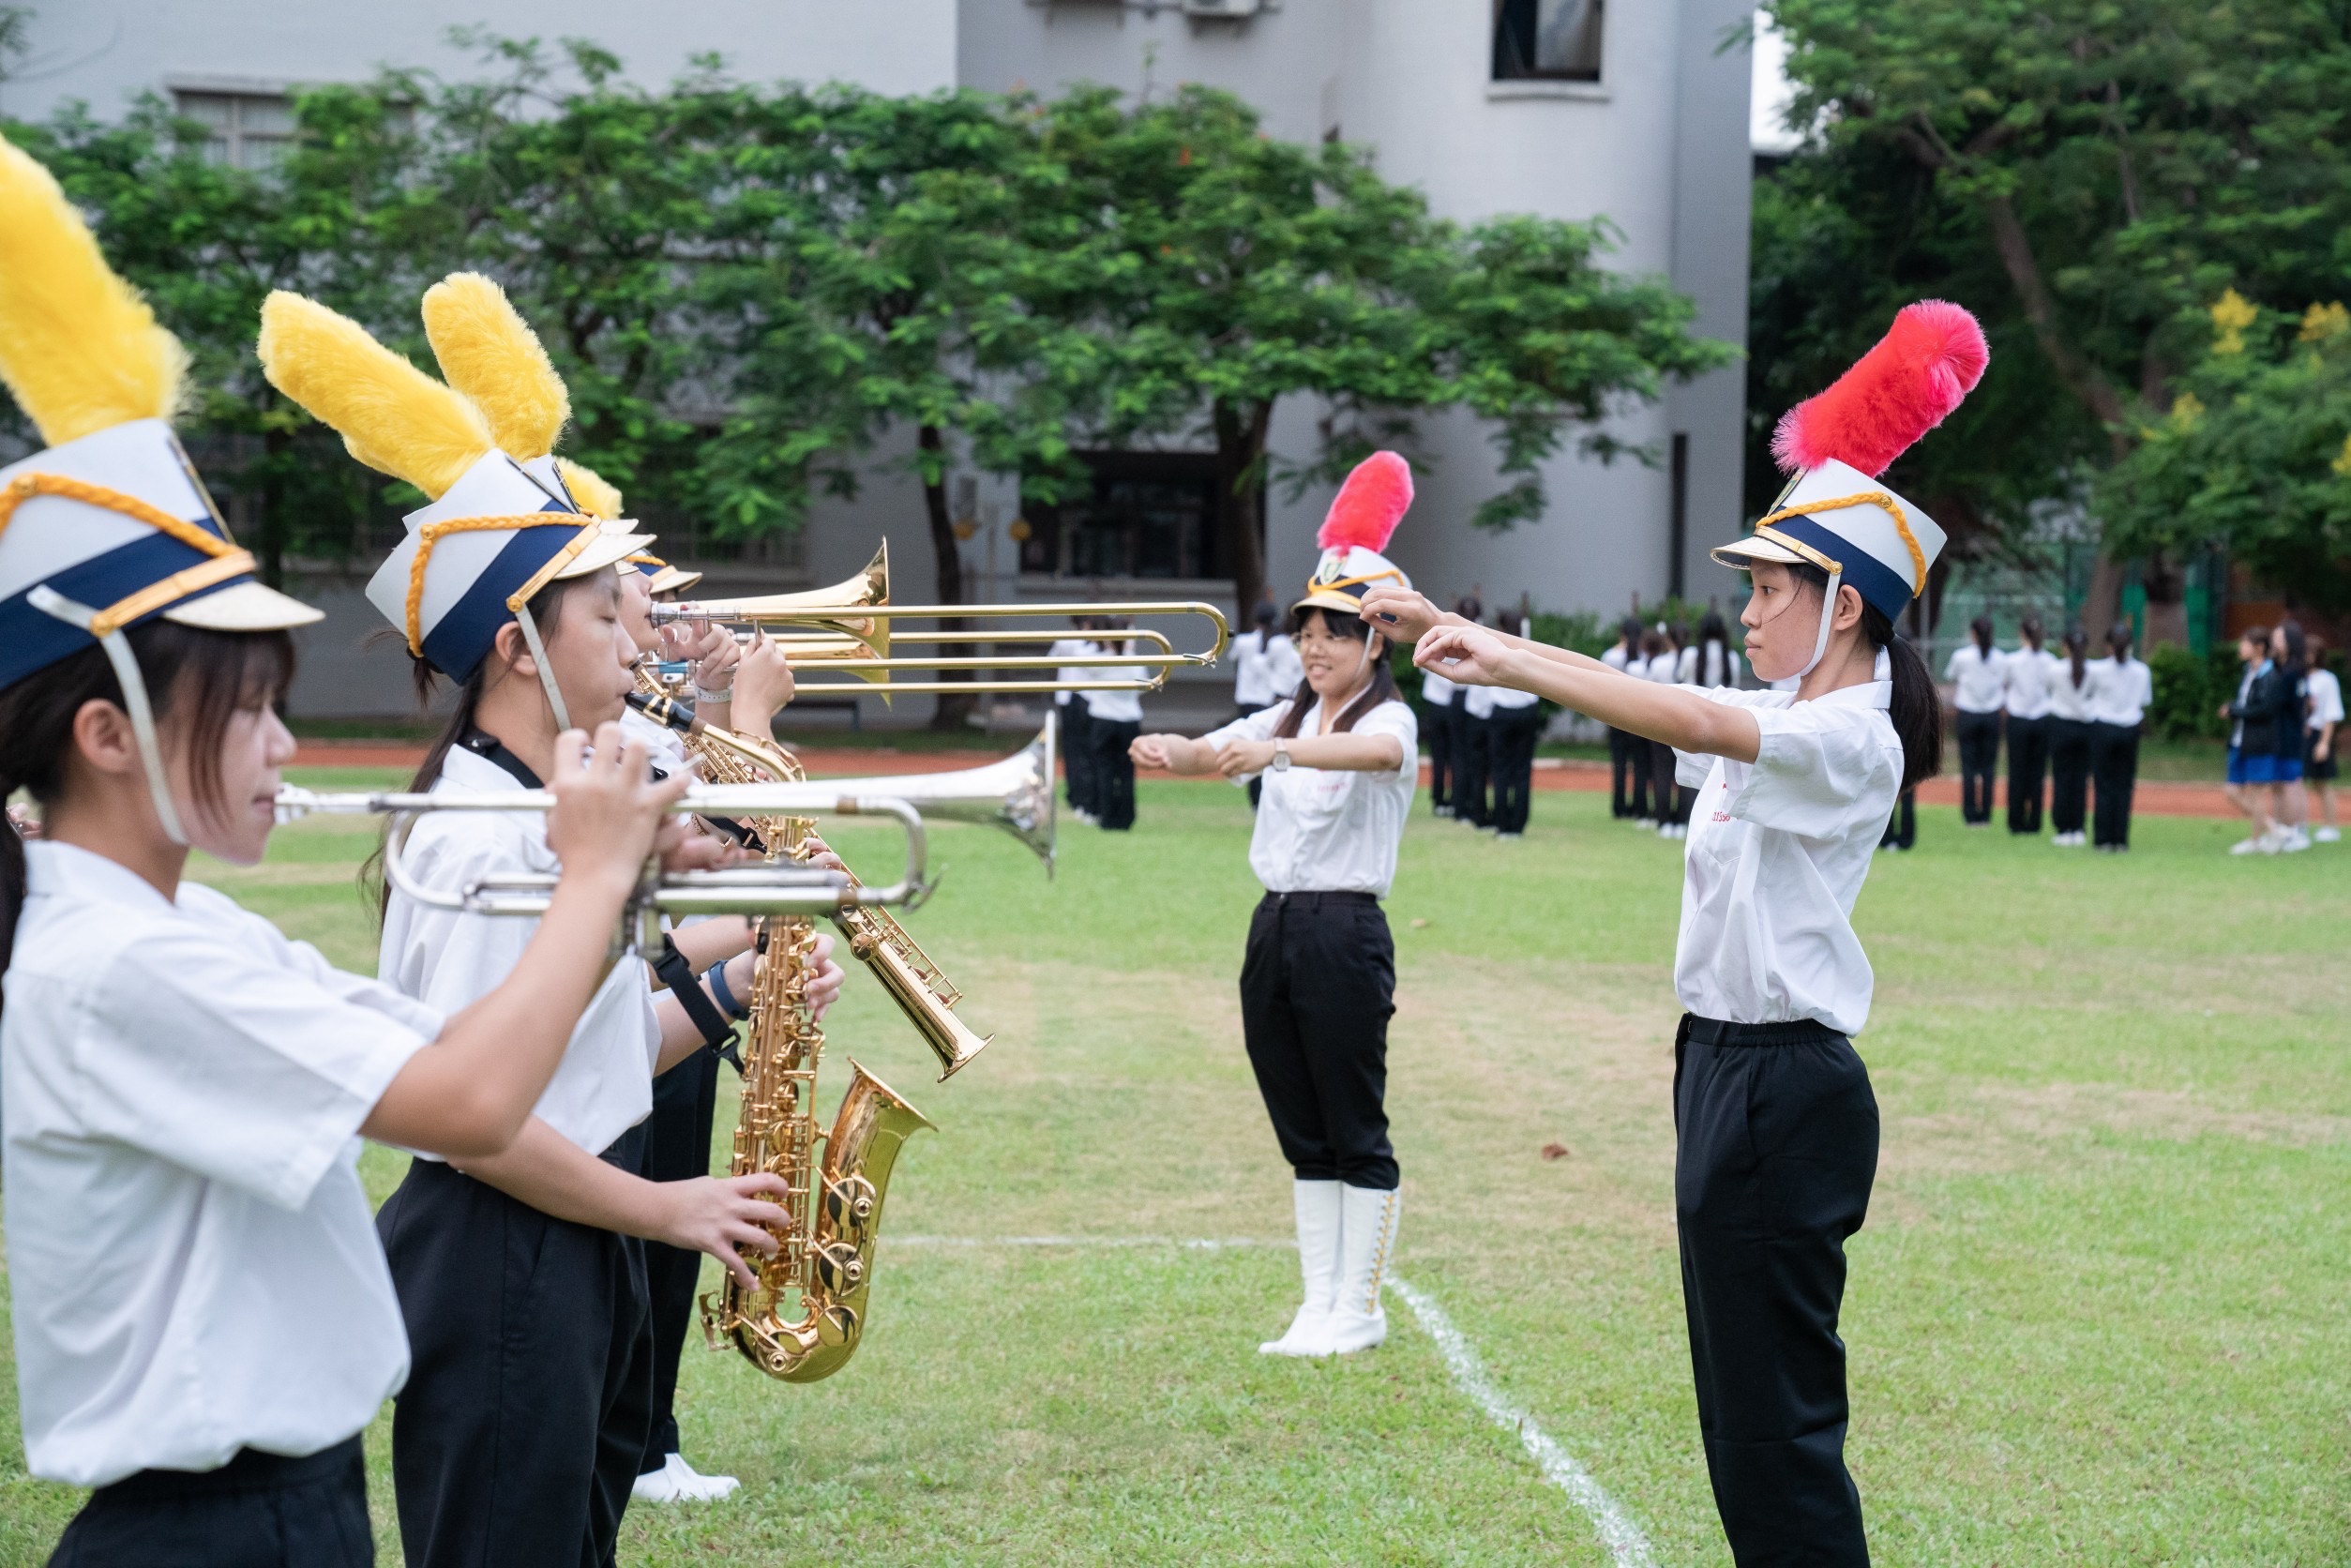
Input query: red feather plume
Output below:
<box><xmin>1319</xmin><ymin>451</ymin><xmax>1412</xmax><ymax>551</ymax></box>
<box><xmin>1771</xmin><ymin>300</ymin><xmax>1988</xmax><ymax>477</ymax></box>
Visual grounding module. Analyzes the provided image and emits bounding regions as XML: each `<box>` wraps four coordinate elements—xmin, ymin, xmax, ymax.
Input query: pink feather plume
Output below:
<box><xmin>1319</xmin><ymin>451</ymin><xmax>1412</xmax><ymax>551</ymax></box>
<box><xmin>1771</xmin><ymin>300</ymin><xmax>1989</xmax><ymax>477</ymax></box>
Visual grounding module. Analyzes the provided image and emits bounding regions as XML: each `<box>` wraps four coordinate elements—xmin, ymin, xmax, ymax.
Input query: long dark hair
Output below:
<box><xmin>2107</xmin><ymin>620</ymin><xmax>2135</xmax><ymax>662</ymax></box>
<box><xmin>367</xmin><ymin>575</ymin><xmax>591</xmax><ymax>919</ymax></box>
<box><xmin>1272</xmin><ymin>607</ymin><xmax>1397</xmax><ymax>739</ymax></box>
<box><xmin>1971</xmin><ymin>614</ymin><xmax>1995</xmax><ymax>658</ymax></box>
<box><xmin>2277</xmin><ymin>620</ymin><xmax>2307</xmax><ymax>680</ymax></box>
<box><xmin>2020</xmin><ymin>614</ymin><xmax>2044</xmax><ymax>653</ymax></box>
<box><xmin>1697</xmin><ymin>611</ymin><xmax>1729</xmax><ymax>686</ymax></box>
<box><xmin>0</xmin><ymin>624</ymin><xmax>295</xmax><ymax>1021</ymax></box>
<box><xmin>1788</xmin><ymin>565</ymin><xmax>1941</xmax><ymax>790</ymax></box>
<box><xmin>2066</xmin><ymin>625</ymin><xmax>2089</xmax><ymax>687</ymax></box>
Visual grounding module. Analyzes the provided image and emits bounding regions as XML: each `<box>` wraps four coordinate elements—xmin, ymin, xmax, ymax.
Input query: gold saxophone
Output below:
<box><xmin>626</xmin><ymin>671</ymin><xmax>963</xmax><ymax>1382</ymax></box>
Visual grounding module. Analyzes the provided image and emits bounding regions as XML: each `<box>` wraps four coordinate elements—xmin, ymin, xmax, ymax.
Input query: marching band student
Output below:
<box><xmin>0</xmin><ymin>142</ymin><xmax>707</xmax><ymax>1568</ymax></box>
<box><xmin>258</xmin><ymin>290</ymin><xmax>846</xmax><ymax>1568</ymax></box>
<box><xmin>1947</xmin><ymin>615</ymin><xmax>2006</xmax><ymax>826</ymax></box>
<box><xmin>1051</xmin><ymin>617</ymin><xmax>1099</xmax><ymax>824</ymax></box>
<box><xmin>1131</xmin><ymin>452</ymin><xmax>1419</xmax><ymax>1359</ymax></box>
<box><xmin>2084</xmin><ymin>620</ymin><xmax>2153</xmax><ymax>853</ymax></box>
<box><xmin>1485</xmin><ymin>610</ymin><xmax>1545</xmax><ymax>840</ymax></box>
<box><xmin>1370</xmin><ymin>300</ymin><xmax>1985</xmax><ymax>1568</ymax></box>
<box><xmin>2047</xmin><ymin>626</ymin><xmax>2096</xmax><ymax>847</ymax></box>
<box><xmin>2002</xmin><ymin>616</ymin><xmax>2057</xmax><ymax>835</ymax></box>
<box><xmin>1233</xmin><ymin>598</ymin><xmax>1304</xmax><ymax>809</ymax></box>
<box><xmin>1420</xmin><ymin>659</ymin><xmax>1461</xmax><ymax>817</ymax></box>
<box><xmin>1603</xmin><ymin>616</ymin><xmax>1650</xmax><ymax>821</ymax></box>
<box><xmin>2305</xmin><ymin>635</ymin><xmax>2342</xmax><ymax>842</ymax></box>
<box><xmin>1082</xmin><ymin>616</ymin><xmax>1145</xmax><ymax>831</ymax></box>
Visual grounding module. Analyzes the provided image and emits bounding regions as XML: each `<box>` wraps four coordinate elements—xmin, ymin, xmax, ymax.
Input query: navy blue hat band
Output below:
<box><xmin>1758</xmin><ymin>514</ymin><xmax>1916</xmax><ymax>623</ymax></box>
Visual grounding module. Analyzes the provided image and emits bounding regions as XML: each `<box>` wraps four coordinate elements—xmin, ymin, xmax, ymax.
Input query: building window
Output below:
<box><xmin>174</xmin><ymin>91</ymin><xmax>296</xmax><ymax>172</ymax></box>
<box><xmin>1019</xmin><ymin>451</ymin><xmax>1228</xmax><ymax>580</ymax></box>
<box><xmin>1492</xmin><ymin>0</ymin><xmax>1604</xmax><ymax>83</ymax></box>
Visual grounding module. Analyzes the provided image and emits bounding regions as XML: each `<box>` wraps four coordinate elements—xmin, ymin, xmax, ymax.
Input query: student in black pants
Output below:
<box><xmin>1603</xmin><ymin>617</ymin><xmax>1648</xmax><ymax>819</ymax></box>
<box><xmin>1053</xmin><ymin>623</ymin><xmax>1101</xmax><ymax>823</ymax></box>
<box><xmin>2085</xmin><ymin>620</ymin><xmax>2152</xmax><ymax>852</ymax></box>
<box><xmin>1455</xmin><ymin>686</ymin><xmax>1497</xmax><ymax>828</ymax></box>
<box><xmin>1488</xmin><ymin>689</ymin><xmax>1545</xmax><ymax>837</ymax></box>
<box><xmin>1083</xmin><ymin>625</ymin><xmax>1145</xmax><ymax>831</ymax></box>
<box><xmin>1422</xmin><ymin>670</ymin><xmax>1461</xmax><ymax>815</ymax></box>
<box><xmin>1946</xmin><ymin>615</ymin><xmax>2005</xmax><ymax>826</ymax></box>
<box><xmin>2003</xmin><ymin>616</ymin><xmax>2055</xmax><ymax>834</ymax></box>
<box><xmin>2046</xmin><ymin>626</ymin><xmax>2095</xmax><ymax>845</ymax></box>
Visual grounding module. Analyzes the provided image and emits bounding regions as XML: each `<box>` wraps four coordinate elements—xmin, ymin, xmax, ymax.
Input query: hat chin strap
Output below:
<box><xmin>27</xmin><ymin>586</ymin><xmax>189</xmax><ymax>846</ymax></box>
<box><xmin>1795</xmin><ymin>567</ymin><xmax>1843</xmax><ymax>682</ymax></box>
<box><xmin>514</xmin><ymin>605</ymin><xmax>573</xmax><ymax>734</ymax></box>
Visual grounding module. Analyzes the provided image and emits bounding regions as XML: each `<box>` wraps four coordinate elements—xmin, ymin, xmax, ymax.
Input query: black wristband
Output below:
<box><xmin>707</xmin><ymin>953</ymin><xmax>751</xmax><ymax>1021</ymax></box>
<box><xmin>653</xmin><ymin>935</ymin><xmax>733</xmax><ymax>1051</ymax></box>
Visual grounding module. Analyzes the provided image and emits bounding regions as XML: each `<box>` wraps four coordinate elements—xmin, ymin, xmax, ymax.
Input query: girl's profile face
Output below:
<box><xmin>545</xmin><ymin>573</ymin><xmax>636</xmax><ymax>731</ymax></box>
<box><xmin>167</xmin><ymin>695</ymin><xmax>295</xmax><ymax>868</ymax></box>
<box><xmin>617</xmin><ymin>569</ymin><xmax>658</xmax><ymax>656</ymax></box>
<box><xmin>1740</xmin><ymin>563</ymin><xmax>1816</xmax><ymax>682</ymax></box>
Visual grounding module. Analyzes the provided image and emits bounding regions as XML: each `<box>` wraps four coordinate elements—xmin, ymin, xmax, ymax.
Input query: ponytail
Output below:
<box><xmin>0</xmin><ymin>624</ymin><xmax>294</xmax><ymax>1023</ymax></box>
<box><xmin>1971</xmin><ymin>614</ymin><xmax>1994</xmax><ymax>659</ymax></box>
<box><xmin>2066</xmin><ymin>625</ymin><xmax>2089</xmax><ymax>688</ymax></box>
<box><xmin>1865</xmin><ymin>605</ymin><xmax>1942</xmax><ymax>791</ymax></box>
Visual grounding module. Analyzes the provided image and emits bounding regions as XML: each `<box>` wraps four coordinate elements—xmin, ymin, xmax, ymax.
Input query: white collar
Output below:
<box><xmin>438</xmin><ymin>744</ymin><xmax>531</xmax><ymax>792</ymax></box>
<box><xmin>23</xmin><ymin>838</ymin><xmax>180</xmax><ymax>912</ymax></box>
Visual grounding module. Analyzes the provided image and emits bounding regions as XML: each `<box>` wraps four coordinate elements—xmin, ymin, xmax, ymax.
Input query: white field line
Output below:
<box><xmin>887</xmin><ymin>1233</ymin><xmax>1657</xmax><ymax>1567</ymax></box>
<box><xmin>1388</xmin><ymin>1276</ymin><xmax>1657</xmax><ymax>1568</ymax></box>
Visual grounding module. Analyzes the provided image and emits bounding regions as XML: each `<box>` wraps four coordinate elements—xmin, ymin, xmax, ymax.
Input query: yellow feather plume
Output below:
<box><xmin>422</xmin><ymin>272</ymin><xmax>569</xmax><ymax>460</ymax></box>
<box><xmin>556</xmin><ymin>458</ymin><xmax>623</xmax><ymax>521</ymax></box>
<box><xmin>256</xmin><ymin>292</ymin><xmax>492</xmax><ymax>499</ymax></box>
<box><xmin>0</xmin><ymin>137</ymin><xmax>188</xmax><ymax>445</ymax></box>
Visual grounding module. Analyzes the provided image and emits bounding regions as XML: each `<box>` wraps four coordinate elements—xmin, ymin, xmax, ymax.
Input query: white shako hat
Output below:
<box><xmin>256</xmin><ymin>291</ymin><xmax>649</xmax><ymax>714</ymax></box>
<box><xmin>1711</xmin><ymin>301</ymin><xmax>1988</xmax><ymax>671</ymax></box>
<box><xmin>415</xmin><ymin>272</ymin><xmax>700</xmax><ymax>595</ymax></box>
<box><xmin>0</xmin><ymin>138</ymin><xmax>319</xmax><ymax>842</ymax></box>
<box><xmin>1297</xmin><ymin>450</ymin><xmax>1413</xmax><ymax>618</ymax></box>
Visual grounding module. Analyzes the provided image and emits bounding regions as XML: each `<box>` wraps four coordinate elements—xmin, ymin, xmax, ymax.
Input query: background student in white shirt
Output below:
<box><xmin>1945</xmin><ymin>615</ymin><xmax>2006</xmax><ymax>826</ymax></box>
<box><xmin>0</xmin><ymin>157</ymin><xmax>709</xmax><ymax>1567</ymax></box>
<box><xmin>1081</xmin><ymin>616</ymin><xmax>1146</xmax><ymax>830</ymax></box>
<box><xmin>1642</xmin><ymin>626</ymin><xmax>1690</xmax><ymax>837</ymax></box>
<box><xmin>2047</xmin><ymin>626</ymin><xmax>2097</xmax><ymax>845</ymax></box>
<box><xmin>1232</xmin><ymin>597</ymin><xmax>1304</xmax><ymax>809</ymax></box>
<box><xmin>2304</xmin><ymin>635</ymin><xmax>2342</xmax><ymax>842</ymax></box>
<box><xmin>2084</xmin><ymin>620</ymin><xmax>2155</xmax><ymax>852</ymax></box>
<box><xmin>1484</xmin><ymin>609</ymin><xmax>1545</xmax><ymax>839</ymax></box>
<box><xmin>1601</xmin><ymin>616</ymin><xmax>1652</xmax><ymax>820</ymax></box>
<box><xmin>1133</xmin><ymin>452</ymin><xmax>1419</xmax><ymax>1361</ymax></box>
<box><xmin>2002</xmin><ymin>616</ymin><xmax>2057</xmax><ymax>835</ymax></box>
<box><xmin>259</xmin><ymin>290</ymin><xmax>844</xmax><ymax>1568</ymax></box>
<box><xmin>1420</xmin><ymin>661</ymin><xmax>1461</xmax><ymax>817</ymax></box>
<box><xmin>1370</xmin><ymin>298</ymin><xmax>1984</xmax><ymax>1568</ymax></box>
<box><xmin>1680</xmin><ymin>610</ymin><xmax>1743</xmax><ymax>691</ymax></box>
<box><xmin>1050</xmin><ymin>618</ymin><xmax>1101</xmax><ymax>824</ymax></box>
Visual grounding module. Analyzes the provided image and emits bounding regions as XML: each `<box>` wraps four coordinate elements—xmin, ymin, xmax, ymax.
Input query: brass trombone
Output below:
<box><xmin>646</xmin><ymin>540</ymin><xmax>1230</xmax><ymax>695</ymax></box>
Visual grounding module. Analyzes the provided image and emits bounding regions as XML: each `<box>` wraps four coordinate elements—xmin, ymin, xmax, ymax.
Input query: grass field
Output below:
<box><xmin>3</xmin><ymin>771</ymin><xmax>2347</xmax><ymax>1565</ymax></box>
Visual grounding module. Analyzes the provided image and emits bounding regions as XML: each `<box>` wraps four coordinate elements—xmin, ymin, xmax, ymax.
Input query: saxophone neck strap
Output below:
<box><xmin>654</xmin><ymin>934</ymin><xmax>738</xmax><ymax>1054</ymax></box>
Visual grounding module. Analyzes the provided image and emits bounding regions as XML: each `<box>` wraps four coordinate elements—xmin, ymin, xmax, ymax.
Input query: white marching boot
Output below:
<box><xmin>1322</xmin><ymin>1185</ymin><xmax>1402</xmax><ymax>1355</ymax></box>
<box><xmin>1259</xmin><ymin>1180</ymin><xmax>1342</xmax><ymax>1355</ymax></box>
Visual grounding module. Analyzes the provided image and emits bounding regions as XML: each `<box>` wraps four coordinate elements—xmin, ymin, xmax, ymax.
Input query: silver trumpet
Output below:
<box><xmin>790</xmin><ymin>711</ymin><xmax>1059</xmax><ymax>871</ymax></box>
<box><xmin>272</xmin><ymin>783</ymin><xmax>934</xmax><ymax>952</ymax></box>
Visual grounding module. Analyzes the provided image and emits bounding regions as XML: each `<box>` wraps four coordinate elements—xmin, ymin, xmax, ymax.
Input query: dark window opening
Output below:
<box><xmin>1492</xmin><ymin>0</ymin><xmax>1604</xmax><ymax>83</ymax></box>
<box><xmin>1020</xmin><ymin>451</ymin><xmax>1228</xmax><ymax>580</ymax></box>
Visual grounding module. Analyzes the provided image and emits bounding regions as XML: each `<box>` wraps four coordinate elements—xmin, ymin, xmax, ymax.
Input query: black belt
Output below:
<box><xmin>1678</xmin><ymin>1014</ymin><xmax>1845</xmax><ymax>1048</ymax></box>
<box><xmin>94</xmin><ymin>1434</ymin><xmax>361</xmax><ymax>1503</ymax></box>
<box><xmin>1261</xmin><ymin>890</ymin><xmax>1380</xmax><ymax>909</ymax></box>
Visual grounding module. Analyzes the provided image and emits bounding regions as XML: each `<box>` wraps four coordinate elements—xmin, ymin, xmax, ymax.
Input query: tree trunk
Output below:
<box><xmin>1212</xmin><ymin>398</ymin><xmax>1272</xmax><ymax>627</ymax></box>
<box><xmin>257</xmin><ymin>427</ymin><xmax>291</xmax><ymax>589</ymax></box>
<box><xmin>918</xmin><ymin>424</ymin><xmax>977</xmax><ymax>732</ymax></box>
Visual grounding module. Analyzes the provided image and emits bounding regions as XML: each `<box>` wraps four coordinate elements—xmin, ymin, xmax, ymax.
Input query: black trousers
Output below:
<box><xmin>1622</xmin><ymin>729</ymin><xmax>1655</xmax><ymax>820</ymax></box>
<box><xmin>1060</xmin><ymin>701</ymin><xmax>1095</xmax><ymax>816</ymax></box>
<box><xmin>1490</xmin><ymin>710</ymin><xmax>1543</xmax><ymax>834</ymax></box>
<box><xmin>1607</xmin><ymin>727</ymin><xmax>1643</xmax><ymax>818</ymax></box>
<box><xmin>639</xmin><ymin>1049</ymin><xmax>722</xmax><ymax>1473</ymax></box>
<box><xmin>1956</xmin><ymin>710</ymin><xmax>2001</xmax><ymax>824</ymax></box>
<box><xmin>1455</xmin><ymin>715</ymin><xmax>1496</xmax><ymax>826</ymax></box>
<box><xmin>1238</xmin><ymin>892</ymin><xmax>1398</xmax><ymax>1191</ymax></box>
<box><xmin>1651</xmin><ymin>739</ymin><xmax>1692</xmax><ymax>825</ymax></box>
<box><xmin>49</xmin><ymin>1436</ymin><xmax>371</xmax><ymax>1568</ymax></box>
<box><xmin>2049</xmin><ymin>719</ymin><xmax>2092</xmax><ymax>836</ymax></box>
<box><xmin>1877</xmin><ymin>790</ymin><xmax>1915</xmax><ymax>851</ymax></box>
<box><xmin>2089</xmin><ymin>721</ymin><xmax>2141</xmax><ymax>848</ymax></box>
<box><xmin>1424</xmin><ymin>699</ymin><xmax>1460</xmax><ymax>812</ymax></box>
<box><xmin>1235</xmin><ymin>701</ymin><xmax>1273</xmax><ymax>808</ymax></box>
<box><xmin>1088</xmin><ymin>716</ymin><xmax>1140</xmax><ymax>830</ymax></box>
<box><xmin>2005</xmin><ymin>716</ymin><xmax>2049</xmax><ymax>835</ymax></box>
<box><xmin>378</xmin><ymin>1129</ymin><xmax>655</xmax><ymax>1568</ymax></box>
<box><xmin>1674</xmin><ymin>1016</ymin><xmax>1878</xmax><ymax>1568</ymax></box>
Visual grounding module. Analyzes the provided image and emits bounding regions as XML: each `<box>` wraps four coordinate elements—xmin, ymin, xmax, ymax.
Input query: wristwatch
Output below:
<box><xmin>1271</xmin><ymin>741</ymin><xmax>1291</xmax><ymax>772</ymax></box>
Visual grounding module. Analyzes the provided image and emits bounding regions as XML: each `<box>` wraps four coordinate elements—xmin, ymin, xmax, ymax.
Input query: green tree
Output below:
<box><xmin>1765</xmin><ymin>0</ymin><xmax>2351</xmax><ymax>632</ymax></box>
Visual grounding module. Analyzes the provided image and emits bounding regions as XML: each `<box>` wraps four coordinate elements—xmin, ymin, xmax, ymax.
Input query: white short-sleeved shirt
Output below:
<box><xmin>1081</xmin><ymin>639</ymin><xmax>1146</xmax><ymax>723</ymax></box>
<box><xmin>1233</xmin><ymin>630</ymin><xmax>1303</xmax><ymax>707</ymax></box>
<box><xmin>2047</xmin><ymin>659</ymin><xmax>2094</xmax><ymax>721</ymax></box>
<box><xmin>1680</xmin><ymin>641</ymin><xmax>1741</xmax><ymax>689</ymax></box>
<box><xmin>380</xmin><ymin>745</ymin><xmax>660</xmax><ymax>1158</ymax></box>
<box><xmin>1668</xmin><ymin>657</ymin><xmax>1902</xmax><ymax>1037</ymax></box>
<box><xmin>1643</xmin><ymin>652</ymin><xmax>1680</xmax><ymax>685</ymax></box>
<box><xmin>621</xmin><ymin>704</ymin><xmax>691</xmax><ymax>776</ymax></box>
<box><xmin>1202</xmin><ymin>697</ymin><xmax>1418</xmax><ymax>896</ymax></box>
<box><xmin>2085</xmin><ymin>656</ymin><xmax>2153</xmax><ymax>727</ymax></box>
<box><xmin>1601</xmin><ymin>644</ymin><xmax>1633</xmax><ymax>673</ymax></box>
<box><xmin>1945</xmin><ymin>643</ymin><xmax>2008</xmax><ymax>714</ymax></box>
<box><xmin>1047</xmin><ymin>638</ymin><xmax>1090</xmax><ymax>707</ymax></box>
<box><xmin>1420</xmin><ymin>670</ymin><xmax>1458</xmax><ymax>706</ymax></box>
<box><xmin>2003</xmin><ymin>646</ymin><xmax>2058</xmax><ymax>720</ymax></box>
<box><xmin>3</xmin><ymin>842</ymin><xmax>438</xmax><ymax>1486</ymax></box>
<box><xmin>2305</xmin><ymin>668</ymin><xmax>2343</xmax><ymax>730</ymax></box>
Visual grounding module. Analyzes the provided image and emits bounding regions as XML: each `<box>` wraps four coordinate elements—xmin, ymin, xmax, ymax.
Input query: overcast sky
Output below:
<box><xmin>1749</xmin><ymin>10</ymin><xmax>1802</xmax><ymax>156</ymax></box>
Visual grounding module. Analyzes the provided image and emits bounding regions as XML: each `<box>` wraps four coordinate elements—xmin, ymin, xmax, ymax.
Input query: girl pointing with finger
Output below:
<box><xmin>1366</xmin><ymin>302</ymin><xmax>1986</xmax><ymax>1568</ymax></box>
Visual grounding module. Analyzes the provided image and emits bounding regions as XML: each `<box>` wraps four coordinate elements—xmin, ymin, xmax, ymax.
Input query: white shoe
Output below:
<box><xmin>2282</xmin><ymin>827</ymin><xmax>2312</xmax><ymax>852</ymax></box>
<box><xmin>1320</xmin><ymin>1185</ymin><xmax>1401</xmax><ymax>1356</ymax></box>
<box><xmin>1496</xmin><ymin>831</ymin><xmax>1523</xmax><ymax>840</ymax></box>
<box><xmin>1259</xmin><ymin>1180</ymin><xmax>1342</xmax><ymax>1356</ymax></box>
<box><xmin>2316</xmin><ymin>825</ymin><xmax>2342</xmax><ymax>843</ymax></box>
<box><xmin>633</xmin><ymin>1456</ymin><xmax>689</xmax><ymax>1503</ymax></box>
<box><xmin>671</xmin><ymin>1454</ymin><xmax>741</xmax><ymax>1500</ymax></box>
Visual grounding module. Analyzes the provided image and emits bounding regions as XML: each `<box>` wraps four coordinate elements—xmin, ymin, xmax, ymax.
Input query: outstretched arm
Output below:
<box><xmin>1359</xmin><ymin>587</ymin><xmax>1609</xmax><ymax>675</ymax></box>
<box><xmin>1416</xmin><ymin>624</ymin><xmax>1761</xmax><ymax>763</ymax></box>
